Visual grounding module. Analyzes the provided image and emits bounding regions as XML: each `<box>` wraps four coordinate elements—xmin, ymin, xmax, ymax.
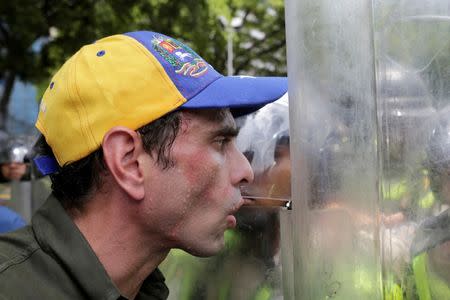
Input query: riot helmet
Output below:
<box><xmin>236</xmin><ymin>93</ymin><xmax>289</xmax><ymax>202</ymax></box>
<box><xmin>0</xmin><ymin>136</ymin><xmax>31</xmax><ymax>164</ymax></box>
<box><xmin>237</xmin><ymin>93</ymin><xmax>289</xmax><ymax>176</ymax></box>
<box><xmin>378</xmin><ymin>60</ymin><xmax>435</xmax><ymax>172</ymax></box>
<box><xmin>0</xmin><ymin>135</ymin><xmax>33</xmax><ymax>182</ymax></box>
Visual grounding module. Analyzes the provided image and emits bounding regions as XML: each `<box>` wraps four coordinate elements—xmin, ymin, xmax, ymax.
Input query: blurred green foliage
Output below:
<box><xmin>0</xmin><ymin>0</ymin><xmax>286</xmax><ymax>128</ymax></box>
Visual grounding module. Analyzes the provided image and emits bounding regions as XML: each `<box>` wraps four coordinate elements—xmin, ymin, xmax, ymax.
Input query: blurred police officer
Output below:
<box><xmin>409</xmin><ymin>109</ymin><xmax>450</xmax><ymax>299</ymax></box>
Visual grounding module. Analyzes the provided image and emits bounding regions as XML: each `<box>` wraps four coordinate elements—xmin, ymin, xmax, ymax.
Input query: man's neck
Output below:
<box><xmin>70</xmin><ymin>194</ymin><xmax>169</xmax><ymax>299</ymax></box>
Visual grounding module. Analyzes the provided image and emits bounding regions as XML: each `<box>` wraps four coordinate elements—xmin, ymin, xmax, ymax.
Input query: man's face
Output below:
<box><xmin>1</xmin><ymin>162</ymin><xmax>27</xmax><ymax>181</ymax></box>
<box><xmin>268</xmin><ymin>142</ymin><xmax>291</xmax><ymax>198</ymax></box>
<box><xmin>142</xmin><ymin>109</ymin><xmax>253</xmax><ymax>256</ymax></box>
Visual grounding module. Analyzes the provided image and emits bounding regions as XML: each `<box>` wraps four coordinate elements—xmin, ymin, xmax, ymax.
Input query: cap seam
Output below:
<box><xmin>51</xmin><ymin>57</ymin><xmax>83</xmax><ymax>165</ymax></box>
<box><xmin>71</xmin><ymin>51</ymin><xmax>98</xmax><ymax>160</ymax></box>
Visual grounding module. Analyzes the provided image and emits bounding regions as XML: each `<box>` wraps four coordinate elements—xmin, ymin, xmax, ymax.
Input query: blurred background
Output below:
<box><xmin>3</xmin><ymin>1</ymin><xmax>450</xmax><ymax>299</ymax></box>
<box><xmin>0</xmin><ymin>1</ymin><xmax>289</xmax><ymax>299</ymax></box>
<box><xmin>0</xmin><ymin>0</ymin><xmax>287</xmax><ymax>137</ymax></box>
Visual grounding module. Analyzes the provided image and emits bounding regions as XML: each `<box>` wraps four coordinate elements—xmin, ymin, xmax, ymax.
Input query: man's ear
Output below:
<box><xmin>102</xmin><ymin>127</ymin><xmax>145</xmax><ymax>201</ymax></box>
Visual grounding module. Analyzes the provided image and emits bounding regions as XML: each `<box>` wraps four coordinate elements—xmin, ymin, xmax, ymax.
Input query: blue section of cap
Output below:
<box><xmin>181</xmin><ymin>76</ymin><xmax>288</xmax><ymax>116</ymax></box>
<box><xmin>124</xmin><ymin>31</ymin><xmax>222</xmax><ymax>100</ymax></box>
<box><xmin>34</xmin><ymin>155</ymin><xmax>59</xmax><ymax>175</ymax></box>
<box><xmin>124</xmin><ymin>31</ymin><xmax>288</xmax><ymax>116</ymax></box>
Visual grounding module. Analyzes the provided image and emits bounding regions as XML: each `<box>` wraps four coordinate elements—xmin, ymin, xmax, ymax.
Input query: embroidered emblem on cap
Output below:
<box><xmin>152</xmin><ymin>35</ymin><xmax>208</xmax><ymax>78</ymax></box>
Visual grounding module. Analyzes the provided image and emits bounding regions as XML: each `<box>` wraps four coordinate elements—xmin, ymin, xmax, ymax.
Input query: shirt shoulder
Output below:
<box><xmin>0</xmin><ymin>226</ymin><xmax>40</xmax><ymax>274</ymax></box>
<box><xmin>0</xmin><ymin>227</ymin><xmax>82</xmax><ymax>299</ymax></box>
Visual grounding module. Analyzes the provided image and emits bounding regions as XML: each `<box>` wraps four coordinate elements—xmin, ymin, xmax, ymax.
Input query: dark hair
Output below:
<box><xmin>34</xmin><ymin>111</ymin><xmax>182</xmax><ymax>211</ymax></box>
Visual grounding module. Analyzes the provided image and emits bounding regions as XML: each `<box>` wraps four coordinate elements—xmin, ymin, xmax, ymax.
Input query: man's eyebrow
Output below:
<box><xmin>211</xmin><ymin>126</ymin><xmax>240</xmax><ymax>137</ymax></box>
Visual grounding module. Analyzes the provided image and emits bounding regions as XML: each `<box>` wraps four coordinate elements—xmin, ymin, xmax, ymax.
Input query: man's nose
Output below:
<box><xmin>233</xmin><ymin>148</ymin><xmax>254</xmax><ymax>185</ymax></box>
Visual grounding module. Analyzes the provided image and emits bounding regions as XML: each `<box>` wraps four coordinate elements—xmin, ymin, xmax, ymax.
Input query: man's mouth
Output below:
<box><xmin>226</xmin><ymin>215</ymin><xmax>237</xmax><ymax>228</ymax></box>
<box><xmin>226</xmin><ymin>197</ymin><xmax>245</xmax><ymax>228</ymax></box>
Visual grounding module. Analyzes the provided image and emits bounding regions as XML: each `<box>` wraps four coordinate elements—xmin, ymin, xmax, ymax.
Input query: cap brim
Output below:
<box><xmin>181</xmin><ymin>76</ymin><xmax>288</xmax><ymax>117</ymax></box>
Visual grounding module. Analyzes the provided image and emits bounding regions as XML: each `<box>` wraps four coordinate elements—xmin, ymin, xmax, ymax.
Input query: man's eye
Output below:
<box><xmin>215</xmin><ymin>137</ymin><xmax>231</xmax><ymax>147</ymax></box>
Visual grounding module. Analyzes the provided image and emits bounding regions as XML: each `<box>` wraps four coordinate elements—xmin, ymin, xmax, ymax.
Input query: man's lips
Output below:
<box><xmin>230</xmin><ymin>197</ymin><xmax>245</xmax><ymax>213</ymax></box>
<box><xmin>226</xmin><ymin>198</ymin><xmax>245</xmax><ymax>228</ymax></box>
<box><xmin>226</xmin><ymin>215</ymin><xmax>237</xmax><ymax>228</ymax></box>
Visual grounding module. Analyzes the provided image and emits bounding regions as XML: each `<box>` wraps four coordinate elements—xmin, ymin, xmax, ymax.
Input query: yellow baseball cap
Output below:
<box><xmin>35</xmin><ymin>31</ymin><xmax>287</xmax><ymax>174</ymax></box>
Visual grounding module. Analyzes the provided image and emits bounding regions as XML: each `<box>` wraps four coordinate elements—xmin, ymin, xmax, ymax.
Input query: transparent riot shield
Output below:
<box><xmin>285</xmin><ymin>0</ymin><xmax>450</xmax><ymax>299</ymax></box>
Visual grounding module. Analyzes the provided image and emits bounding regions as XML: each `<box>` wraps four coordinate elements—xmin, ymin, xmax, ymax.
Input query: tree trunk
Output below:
<box><xmin>0</xmin><ymin>71</ymin><xmax>16</xmax><ymax>130</ymax></box>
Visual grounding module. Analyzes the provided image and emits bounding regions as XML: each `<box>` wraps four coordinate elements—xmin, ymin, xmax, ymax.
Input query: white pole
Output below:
<box><xmin>227</xmin><ymin>27</ymin><xmax>234</xmax><ymax>76</ymax></box>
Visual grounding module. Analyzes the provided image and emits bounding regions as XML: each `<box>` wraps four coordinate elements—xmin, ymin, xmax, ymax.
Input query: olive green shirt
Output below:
<box><xmin>0</xmin><ymin>194</ymin><xmax>169</xmax><ymax>300</ymax></box>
